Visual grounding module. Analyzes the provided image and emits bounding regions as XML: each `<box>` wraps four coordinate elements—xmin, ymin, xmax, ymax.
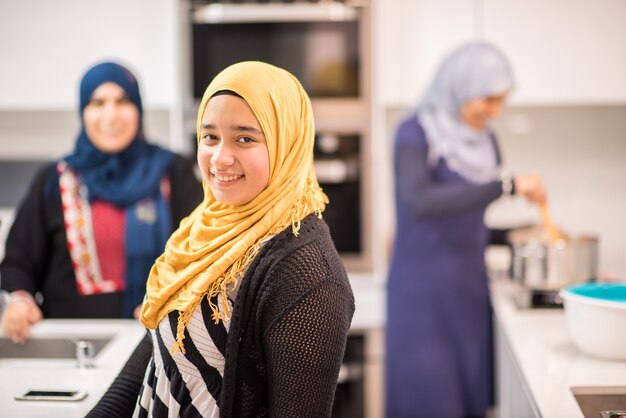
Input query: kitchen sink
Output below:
<box><xmin>0</xmin><ymin>336</ymin><xmax>112</xmax><ymax>359</ymax></box>
<box><xmin>571</xmin><ymin>386</ymin><xmax>626</xmax><ymax>418</ymax></box>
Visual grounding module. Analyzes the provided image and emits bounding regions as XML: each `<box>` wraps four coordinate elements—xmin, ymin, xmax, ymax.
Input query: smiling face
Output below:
<box><xmin>83</xmin><ymin>82</ymin><xmax>139</xmax><ymax>154</ymax></box>
<box><xmin>460</xmin><ymin>92</ymin><xmax>508</xmax><ymax>130</ymax></box>
<box><xmin>197</xmin><ymin>94</ymin><xmax>270</xmax><ymax>206</ymax></box>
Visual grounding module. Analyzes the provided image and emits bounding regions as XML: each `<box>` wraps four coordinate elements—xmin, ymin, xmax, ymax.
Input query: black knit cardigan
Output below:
<box><xmin>87</xmin><ymin>214</ymin><xmax>355</xmax><ymax>418</ymax></box>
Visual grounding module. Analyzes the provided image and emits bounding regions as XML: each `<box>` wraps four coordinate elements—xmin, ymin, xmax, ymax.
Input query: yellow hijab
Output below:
<box><xmin>140</xmin><ymin>61</ymin><xmax>328</xmax><ymax>352</ymax></box>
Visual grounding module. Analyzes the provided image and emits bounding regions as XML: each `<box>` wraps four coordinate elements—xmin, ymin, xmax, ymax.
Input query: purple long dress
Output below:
<box><xmin>385</xmin><ymin>116</ymin><xmax>503</xmax><ymax>417</ymax></box>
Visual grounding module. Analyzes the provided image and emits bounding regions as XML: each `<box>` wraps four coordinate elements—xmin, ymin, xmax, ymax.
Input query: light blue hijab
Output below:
<box><xmin>417</xmin><ymin>42</ymin><xmax>514</xmax><ymax>184</ymax></box>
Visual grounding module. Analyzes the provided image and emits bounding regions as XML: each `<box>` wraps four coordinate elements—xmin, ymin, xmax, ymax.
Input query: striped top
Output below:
<box><xmin>134</xmin><ymin>291</ymin><xmax>234</xmax><ymax>417</ymax></box>
<box><xmin>86</xmin><ymin>215</ymin><xmax>355</xmax><ymax>418</ymax></box>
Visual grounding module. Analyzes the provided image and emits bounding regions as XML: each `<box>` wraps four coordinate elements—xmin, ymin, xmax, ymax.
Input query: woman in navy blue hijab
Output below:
<box><xmin>386</xmin><ymin>43</ymin><xmax>547</xmax><ymax>417</ymax></box>
<box><xmin>0</xmin><ymin>62</ymin><xmax>203</xmax><ymax>343</ymax></box>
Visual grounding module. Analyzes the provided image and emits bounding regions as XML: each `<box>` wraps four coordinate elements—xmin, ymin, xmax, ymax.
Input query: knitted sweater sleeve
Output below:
<box><xmin>0</xmin><ymin>164</ymin><xmax>55</xmax><ymax>295</ymax></box>
<box><xmin>261</xmin><ymin>241</ymin><xmax>355</xmax><ymax>417</ymax></box>
<box><xmin>86</xmin><ymin>332</ymin><xmax>152</xmax><ymax>417</ymax></box>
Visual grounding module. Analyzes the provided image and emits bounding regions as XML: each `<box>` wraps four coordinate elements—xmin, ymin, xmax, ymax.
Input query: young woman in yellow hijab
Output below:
<box><xmin>88</xmin><ymin>61</ymin><xmax>355</xmax><ymax>418</ymax></box>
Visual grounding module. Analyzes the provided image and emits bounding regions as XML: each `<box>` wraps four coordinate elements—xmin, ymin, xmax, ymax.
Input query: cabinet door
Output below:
<box><xmin>482</xmin><ymin>0</ymin><xmax>626</xmax><ymax>104</ymax></box>
<box><xmin>0</xmin><ymin>0</ymin><xmax>175</xmax><ymax>109</ymax></box>
<box><xmin>495</xmin><ymin>319</ymin><xmax>541</xmax><ymax>418</ymax></box>
<box><xmin>376</xmin><ymin>0</ymin><xmax>626</xmax><ymax>106</ymax></box>
<box><xmin>376</xmin><ymin>0</ymin><xmax>474</xmax><ymax>107</ymax></box>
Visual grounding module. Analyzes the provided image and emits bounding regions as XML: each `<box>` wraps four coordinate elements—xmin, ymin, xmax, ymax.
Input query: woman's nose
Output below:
<box><xmin>102</xmin><ymin>102</ymin><xmax>118</xmax><ymax>119</ymax></box>
<box><xmin>211</xmin><ymin>143</ymin><xmax>235</xmax><ymax>167</ymax></box>
<box><xmin>487</xmin><ymin>102</ymin><xmax>503</xmax><ymax>118</ymax></box>
<box><xmin>489</xmin><ymin>98</ymin><xmax>505</xmax><ymax>117</ymax></box>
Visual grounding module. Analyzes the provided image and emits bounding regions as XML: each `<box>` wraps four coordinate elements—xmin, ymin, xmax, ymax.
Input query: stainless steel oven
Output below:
<box><xmin>314</xmin><ymin>132</ymin><xmax>361</xmax><ymax>255</ymax></box>
<box><xmin>191</xmin><ymin>3</ymin><xmax>361</xmax><ymax>99</ymax></box>
<box><xmin>181</xmin><ymin>0</ymin><xmax>373</xmax><ymax>272</ymax></box>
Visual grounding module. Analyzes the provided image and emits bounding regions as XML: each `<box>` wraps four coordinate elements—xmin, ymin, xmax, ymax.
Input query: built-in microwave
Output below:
<box><xmin>190</xmin><ymin>1</ymin><xmax>362</xmax><ymax>100</ymax></box>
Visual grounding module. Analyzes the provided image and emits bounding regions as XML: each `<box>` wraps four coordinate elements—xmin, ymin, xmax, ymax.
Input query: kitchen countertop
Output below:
<box><xmin>0</xmin><ymin>319</ymin><xmax>145</xmax><ymax>418</ymax></box>
<box><xmin>0</xmin><ymin>275</ymin><xmax>386</xmax><ymax>417</ymax></box>
<box><xmin>491</xmin><ymin>277</ymin><xmax>626</xmax><ymax>417</ymax></box>
<box><xmin>7</xmin><ymin>274</ymin><xmax>624</xmax><ymax>417</ymax></box>
<box><xmin>348</xmin><ymin>273</ymin><xmax>386</xmax><ymax>332</ymax></box>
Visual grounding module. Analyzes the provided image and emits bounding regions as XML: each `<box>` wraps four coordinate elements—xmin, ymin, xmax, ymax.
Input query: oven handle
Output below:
<box><xmin>193</xmin><ymin>3</ymin><xmax>360</xmax><ymax>24</ymax></box>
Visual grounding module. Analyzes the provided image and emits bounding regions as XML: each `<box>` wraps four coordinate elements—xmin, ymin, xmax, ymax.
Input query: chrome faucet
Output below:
<box><xmin>75</xmin><ymin>340</ymin><xmax>95</xmax><ymax>369</ymax></box>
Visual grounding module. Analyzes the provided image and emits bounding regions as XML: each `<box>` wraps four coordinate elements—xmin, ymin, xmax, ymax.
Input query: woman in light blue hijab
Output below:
<box><xmin>386</xmin><ymin>42</ymin><xmax>546</xmax><ymax>417</ymax></box>
<box><xmin>419</xmin><ymin>42</ymin><xmax>513</xmax><ymax>184</ymax></box>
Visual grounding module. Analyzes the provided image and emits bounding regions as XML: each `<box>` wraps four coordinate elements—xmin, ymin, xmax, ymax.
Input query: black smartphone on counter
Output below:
<box><xmin>14</xmin><ymin>389</ymin><xmax>88</xmax><ymax>402</ymax></box>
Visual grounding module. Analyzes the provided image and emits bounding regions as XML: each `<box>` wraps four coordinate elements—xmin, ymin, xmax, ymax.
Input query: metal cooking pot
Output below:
<box><xmin>508</xmin><ymin>225</ymin><xmax>599</xmax><ymax>291</ymax></box>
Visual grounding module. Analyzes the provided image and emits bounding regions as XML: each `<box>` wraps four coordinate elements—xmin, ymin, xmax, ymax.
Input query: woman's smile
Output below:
<box><xmin>211</xmin><ymin>171</ymin><xmax>244</xmax><ymax>185</ymax></box>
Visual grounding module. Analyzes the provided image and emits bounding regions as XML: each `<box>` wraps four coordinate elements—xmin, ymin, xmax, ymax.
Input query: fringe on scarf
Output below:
<box><xmin>172</xmin><ymin>179</ymin><xmax>327</xmax><ymax>354</ymax></box>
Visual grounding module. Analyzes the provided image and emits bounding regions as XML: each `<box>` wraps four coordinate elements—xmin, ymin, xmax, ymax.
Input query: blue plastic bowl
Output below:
<box><xmin>559</xmin><ymin>282</ymin><xmax>626</xmax><ymax>360</ymax></box>
<box><xmin>564</xmin><ymin>282</ymin><xmax>626</xmax><ymax>305</ymax></box>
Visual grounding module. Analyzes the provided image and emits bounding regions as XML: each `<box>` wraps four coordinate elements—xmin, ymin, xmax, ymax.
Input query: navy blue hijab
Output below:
<box><xmin>65</xmin><ymin>61</ymin><xmax>173</xmax><ymax>206</ymax></box>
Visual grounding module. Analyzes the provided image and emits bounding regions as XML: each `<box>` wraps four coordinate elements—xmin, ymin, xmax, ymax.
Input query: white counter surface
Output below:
<box><xmin>6</xmin><ymin>277</ymin><xmax>624</xmax><ymax>417</ymax></box>
<box><xmin>491</xmin><ymin>278</ymin><xmax>626</xmax><ymax>417</ymax></box>
<box><xmin>0</xmin><ymin>319</ymin><xmax>145</xmax><ymax>418</ymax></box>
<box><xmin>0</xmin><ymin>277</ymin><xmax>385</xmax><ymax>417</ymax></box>
<box><xmin>348</xmin><ymin>273</ymin><xmax>386</xmax><ymax>332</ymax></box>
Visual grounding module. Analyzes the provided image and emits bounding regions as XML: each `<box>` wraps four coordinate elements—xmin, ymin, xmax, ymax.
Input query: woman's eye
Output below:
<box><xmin>201</xmin><ymin>134</ymin><xmax>218</xmax><ymax>142</ymax></box>
<box><xmin>89</xmin><ymin>99</ymin><xmax>105</xmax><ymax>107</ymax></box>
<box><xmin>238</xmin><ymin>136</ymin><xmax>254</xmax><ymax>144</ymax></box>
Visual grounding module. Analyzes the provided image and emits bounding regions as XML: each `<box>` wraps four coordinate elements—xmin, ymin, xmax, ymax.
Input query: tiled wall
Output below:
<box><xmin>384</xmin><ymin>105</ymin><xmax>626</xmax><ymax>279</ymax></box>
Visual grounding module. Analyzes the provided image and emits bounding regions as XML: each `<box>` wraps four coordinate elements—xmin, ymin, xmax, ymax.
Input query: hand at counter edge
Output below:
<box><xmin>1</xmin><ymin>290</ymin><xmax>43</xmax><ymax>343</ymax></box>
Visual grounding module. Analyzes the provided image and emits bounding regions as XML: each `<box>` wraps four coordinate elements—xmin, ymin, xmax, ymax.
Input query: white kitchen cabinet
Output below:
<box><xmin>482</xmin><ymin>0</ymin><xmax>626</xmax><ymax>105</ymax></box>
<box><xmin>376</xmin><ymin>0</ymin><xmax>626</xmax><ymax>107</ymax></box>
<box><xmin>375</xmin><ymin>0</ymin><xmax>475</xmax><ymax>107</ymax></box>
<box><xmin>495</xmin><ymin>318</ymin><xmax>541</xmax><ymax>418</ymax></box>
<box><xmin>0</xmin><ymin>0</ymin><xmax>176</xmax><ymax>110</ymax></box>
